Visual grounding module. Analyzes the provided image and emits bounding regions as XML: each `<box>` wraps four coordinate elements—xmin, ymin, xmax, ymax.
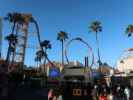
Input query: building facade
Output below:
<box><xmin>117</xmin><ymin>55</ymin><xmax>133</xmax><ymax>72</ymax></box>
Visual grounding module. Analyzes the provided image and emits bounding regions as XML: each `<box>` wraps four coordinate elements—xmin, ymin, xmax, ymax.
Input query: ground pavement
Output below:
<box><xmin>13</xmin><ymin>86</ymin><xmax>48</xmax><ymax>100</ymax></box>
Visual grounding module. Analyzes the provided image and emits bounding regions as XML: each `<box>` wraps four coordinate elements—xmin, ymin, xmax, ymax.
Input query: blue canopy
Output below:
<box><xmin>49</xmin><ymin>68</ymin><xmax>60</xmax><ymax>78</ymax></box>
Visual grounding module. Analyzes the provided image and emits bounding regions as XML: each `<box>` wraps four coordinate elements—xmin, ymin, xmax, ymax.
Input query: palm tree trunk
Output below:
<box><xmin>11</xmin><ymin>50</ymin><xmax>15</xmax><ymax>64</ymax></box>
<box><xmin>62</xmin><ymin>40</ymin><xmax>64</xmax><ymax>67</ymax></box>
<box><xmin>96</xmin><ymin>32</ymin><xmax>101</xmax><ymax>70</ymax></box>
<box><xmin>6</xmin><ymin>42</ymin><xmax>12</xmax><ymax>62</ymax></box>
<box><xmin>12</xmin><ymin>22</ymin><xmax>16</xmax><ymax>33</ymax></box>
<box><xmin>11</xmin><ymin>23</ymin><xmax>19</xmax><ymax>64</ymax></box>
<box><xmin>39</xmin><ymin>60</ymin><xmax>42</xmax><ymax>73</ymax></box>
<box><xmin>6</xmin><ymin>22</ymin><xmax>16</xmax><ymax>62</ymax></box>
<box><xmin>43</xmin><ymin>48</ymin><xmax>47</xmax><ymax>74</ymax></box>
<box><xmin>43</xmin><ymin>48</ymin><xmax>48</xmax><ymax>87</ymax></box>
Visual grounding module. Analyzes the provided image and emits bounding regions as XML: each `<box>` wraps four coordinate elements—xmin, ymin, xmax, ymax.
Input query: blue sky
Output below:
<box><xmin>0</xmin><ymin>0</ymin><xmax>133</xmax><ymax>67</ymax></box>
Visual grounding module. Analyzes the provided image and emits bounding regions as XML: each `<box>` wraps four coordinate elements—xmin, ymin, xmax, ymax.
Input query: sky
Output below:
<box><xmin>0</xmin><ymin>0</ymin><xmax>133</xmax><ymax>68</ymax></box>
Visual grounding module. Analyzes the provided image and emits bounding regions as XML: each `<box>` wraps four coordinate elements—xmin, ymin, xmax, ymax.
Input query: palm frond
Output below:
<box><xmin>89</xmin><ymin>21</ymin><xmax>102</xmax><ymax>33</ymax></box>
<box><xmin>125</xmin><ymin>24</ymin><xmax>133</xmax><ymax>37</ymax></box>
<box><xmin>40</xmin><ymin>40</ymin><xmax>52</xmax><ymax>49</ymax></box>
<box><xmin>5</xmin><ymin>33</ymin><xmax>18</xmax><ymax>43</ymax></box>
<box><xmin>57</xmin><ymin>31</ymin><xmax>68</xmax><ymax>41</ymax></box>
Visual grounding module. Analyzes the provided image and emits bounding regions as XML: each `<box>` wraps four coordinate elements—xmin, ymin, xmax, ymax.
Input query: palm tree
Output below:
<box><xmin>5</xmin><ymin>13</ymin><xmax>25</xmax><ymax>24</ymax></box>
<box><xmin>35</xmin><ymin>49</ymin><xmax>45</xmax><ymax>74</ymax></box>
<box><xmin>40</xmin><ymin>40</ymin><xmax>51</xmax><ymax>51</ymax></box>
<box><xmin>4</xmin><ymin>13</ymin><xmax>23</xmax><ymax>64</ymax></box>
<box><xmin>35</xmin><ymin>56</ymin><xmax>40</xmax><ymax>66</ymax></box>
<box><xmin>125</xmin><ymin>24</ymin><xmax>133</xmax><ymax>37</ymax></box>
<box><xmin>89</xmin><ymin>21</ymin><xmax>102</xmax><ymax>66</ymax></box>
<box><xmin>5</xmin><ymin>33</ymin><xmax>18</xmax><ymax>62</ymax></box>
<box><xmin>40</xmin><ymin>40</ymin><xmax>51</xmax><ymax>73</ymax></box>
<box><xmin>35</xmin><ymin>50</ymin><xmax>44</xmax><ymax>63</ymax></box>
<box><xmin>57</xmin><ymin>31</ymin><xmax>68</xmax><ymax>66</ymax></box>
<box><xmin>38</xmin><ymin>40</ymin><xmax>51</xmax><ymax>87</ymax></box>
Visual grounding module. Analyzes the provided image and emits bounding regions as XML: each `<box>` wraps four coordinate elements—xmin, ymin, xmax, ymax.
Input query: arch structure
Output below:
<box><xmin>64</xmin><ymin>37</ymin><xmax>94</xmax><ymax>68</ymax></box>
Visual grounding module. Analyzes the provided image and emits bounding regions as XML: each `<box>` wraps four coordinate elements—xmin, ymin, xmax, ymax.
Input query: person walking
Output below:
<box><xmin>99</xmin><ymin>93</ymin><xmax>107</xmax><ymax>100</ymax></box>
<box><xmin>91</xmin><ymin>85</ymin><xmax>98</xmax><ymax>100</ymax></box>
<box><xmin>57</xmin><ymin>94</ymin><xmax>63</xmax><ymax>100</ymax></box>
<box><xmin>107</xmin><ymin>93</ymin><xmax>113</xmax><ymax>100</ymax></box>
<box><xmin>124</xmin><ymin>86</ymin><xmax>130</xmax><ymax>100</ymax></box>
<box><xmin>48</xmin><ymin>89</ymin><xmax>54</xmax><ymax>100</ymax></box>
<box><xmin>57</xmin><ymin>88</ymin><xmax>63</xmax><ymax>100</ymax></box>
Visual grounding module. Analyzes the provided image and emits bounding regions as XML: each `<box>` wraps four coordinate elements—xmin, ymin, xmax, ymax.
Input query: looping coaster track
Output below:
<box><xmin>65</xmin><ymin>37</ymin><xmax>94</xmax><ymax>68</ymax></box>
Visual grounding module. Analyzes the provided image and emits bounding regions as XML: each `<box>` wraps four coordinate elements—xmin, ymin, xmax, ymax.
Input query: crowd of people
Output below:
<box><xmin>48</xmin><ymin>82</ymin><xmax>132</xmax><ymax>100</ymax></box>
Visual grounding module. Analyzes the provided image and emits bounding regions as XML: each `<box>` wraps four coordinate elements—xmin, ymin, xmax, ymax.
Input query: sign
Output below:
<box><xmin>72</xmin><ymin>89</ymin><xmax>81</xmax><ymax>96</ymax></box>
<box><xmin>72</xmin><ymin>89</ymin><xmax>88</xmax><ymax>96</ymax></box>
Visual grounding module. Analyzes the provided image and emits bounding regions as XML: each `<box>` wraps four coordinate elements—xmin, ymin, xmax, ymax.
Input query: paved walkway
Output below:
<box><xmin>12</xmin><ymin>86</ymin><xmax>48</xmax><ymax>100</ymax></box>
